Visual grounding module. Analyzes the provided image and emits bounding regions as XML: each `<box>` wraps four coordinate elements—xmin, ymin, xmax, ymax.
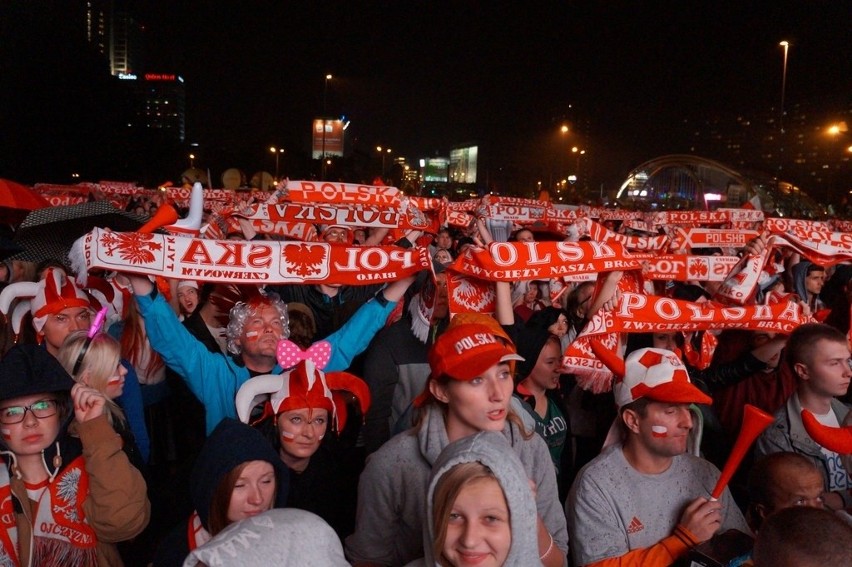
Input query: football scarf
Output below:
<box><xmin>70</xmin><ymin>229</ymin><xmax>432</xmax><ymax>286</ymax></box>
<box><xmin>0</xmin><ymin>457</ymin><xmax>97</xmax><ymax>567</ymax></box>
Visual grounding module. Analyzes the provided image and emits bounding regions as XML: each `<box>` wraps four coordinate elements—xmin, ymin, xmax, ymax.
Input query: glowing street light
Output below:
<box><xmin>269</xmin><ymin>146</ymin><xmax>284</xmax><ymax>181</ymax></box>
<box><xmin>321</xmin><ymin>74</ymin><xmax>333</xmax><ymax>179</ymax></box>
<box><xmin>377</xmin><ymin>146</ymin><xmax>392</xmax><ymax>177</ymax></box>
<box><xmin>779</xmin><ymin>41</ymin><xmax>790</xmax><ymax>134</ymax></box>
<box><xmin>189</xmin><ymin>153</ymin><xmax>195</xmax><ymax>168</ymax></box>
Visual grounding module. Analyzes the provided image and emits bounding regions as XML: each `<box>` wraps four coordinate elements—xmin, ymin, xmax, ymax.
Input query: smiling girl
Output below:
<box><xmin>406</xmin><ymin>432</ymin><xmax>544</xmax><ymax>567</ymax></box>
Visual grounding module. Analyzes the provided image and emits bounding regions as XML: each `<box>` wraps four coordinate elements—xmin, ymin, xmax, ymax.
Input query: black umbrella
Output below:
<box><xmin>10</xmin><ymin>201</ymin><xmax>149</xmax><ymax>265</ymax></box>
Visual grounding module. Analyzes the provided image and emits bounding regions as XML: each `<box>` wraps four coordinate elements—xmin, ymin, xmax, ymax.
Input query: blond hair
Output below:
<box><xmin>57</xmin><ymin>330</ymin><xmax>126</xmax><ymax>426</ymax></box>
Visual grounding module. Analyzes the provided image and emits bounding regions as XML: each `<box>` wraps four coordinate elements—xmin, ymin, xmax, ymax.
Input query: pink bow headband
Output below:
<box><xmin>277</xmin><ymin>339</ymin><xmax>332</xmax><ymax>370</ymax></box>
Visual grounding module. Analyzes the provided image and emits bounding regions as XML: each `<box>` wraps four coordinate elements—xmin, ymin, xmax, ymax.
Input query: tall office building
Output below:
<box><xmin>85</xmin><ymin>1</ymin><xmax>185</xmax><ymax>143</ymax></box>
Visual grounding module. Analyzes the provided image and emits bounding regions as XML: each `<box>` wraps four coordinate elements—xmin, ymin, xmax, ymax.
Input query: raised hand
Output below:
<box><xmin>71</xmin><ymin>383</ymin><xmax>107</xmax><ymax>423</ymax></box>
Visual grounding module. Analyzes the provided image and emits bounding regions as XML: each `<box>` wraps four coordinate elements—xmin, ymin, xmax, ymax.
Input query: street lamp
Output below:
<box><xmin>321</xmin><ymin>74</ymin><xmax>332</xmax><ymax>179</ymax></box>
<box><xmin>376</xmin><ymin>146</ymin><xmax>392</xmax><ymax>178</ymax></box>
<box><xmin>189</xmin><ymin>153</ymin><xmax>195</xmax><ymax>168</ymax></box>
<box><xmin>779</xmin><ymin>41</ymin><xmax>789</xmax><ymax>134</ymax></box>
<box><xmin>269</xmin><ymin>146</ymin><xmax>284</xmax><ymax>181</ymax></box>
<box><xmin>571</xmin><ymin>147</ymin><xmax>586</xmax><ymax>190</ymax></box>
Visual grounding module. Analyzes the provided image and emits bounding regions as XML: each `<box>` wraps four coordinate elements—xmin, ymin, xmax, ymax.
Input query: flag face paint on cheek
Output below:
<box><xmin>651</xmin><ymin>425</ymin><xmax>668</xmax><ymax>438</ymax></box>
<box><xmin>1</xmin><ymin>429</ymin><xmax>11</xmax><ymax>441</ymax></box>
<box><xmin>280</xmin><ymin>430</ymin><xmax>297</xmax><ymax>443</ymax></box>
<box><xmin>244</xmin><ymin>330</ymin><xmax>259</xmax><ymax>342</ymax></box>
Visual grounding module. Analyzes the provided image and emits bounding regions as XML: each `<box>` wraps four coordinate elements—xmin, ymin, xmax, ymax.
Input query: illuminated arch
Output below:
<box><xmin>616</xmin><ymin>155</ymin><xmax>755</xmax><ymax>208</ymax></box>
<box><xmin>615</xmin><ymin>154</ymin><xmax>824</xmax><ymax>217</ymax></box>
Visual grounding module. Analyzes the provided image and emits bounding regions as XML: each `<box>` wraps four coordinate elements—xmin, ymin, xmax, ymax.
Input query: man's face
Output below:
<box><xmin>627</xmin><ymin>401</ymin><xmax>693</xmax><ymax>458</ymax></box>
<box><xmin>805</xmin><ymin>269</ymin><xmax>826</xmax><ymax>296</ymax></box>
<box><xmin>764</xmin><ymin>465</ymin><xmax>825</xmax><ymax>516</ymax></box>
<box><xmin>515</xmin><ymin>229</ymin><xmax>535</xmax><ymax>243</ymax></box>
<box><xmin>41</xmin><ymin>306</ymin><xmax>92</xmax><ymax>355</ymax></box>
<box><xmin>237</xmin><ymin>305</ymin><xmax>285</xmax><ymax>361</ymax></box>
<box><xmin>796</xmin><ymin>339</ymin><xmax>852</xmax><ymax>399</ymax></box>
<box><xmin>436</xmin><ymin>231</ymin><xmax>453</xmax><ymax>250</ymax></box>
<box><xmin>322</xmin><ymin>227</ymin><xmax>350</xmax><ymax>244</ymax></box>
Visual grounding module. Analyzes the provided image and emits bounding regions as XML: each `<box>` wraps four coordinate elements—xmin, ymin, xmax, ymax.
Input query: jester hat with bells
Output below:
<box><xmin>234</xmin><ymin>359</ymin><xmax>371</xmax><ymax>437</ymax></box>
<box><xmin>0</xmin><ymin>267</ymin><xmax>91</xmax><ymax>340</ymax></box>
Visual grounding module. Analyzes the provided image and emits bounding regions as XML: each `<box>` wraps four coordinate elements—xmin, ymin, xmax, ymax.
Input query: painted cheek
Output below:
<box><xmin>1</xmin><ymin>429</ymin><xmax>10</xmax><ymax>441</ymax></box>
<box><xmin>651</xmin><ymin>425</ymin><xmax>668</xmax><ymax>438</ymax></box>
<box><xmin>244</xmin><ymin>330</ymin><xmax>259</xmax><ymax>342</ymax></box>
<box><xmin>280</xmin><ymin>430</ymin><xmax>297</xmax><ymax>443</ymax></box>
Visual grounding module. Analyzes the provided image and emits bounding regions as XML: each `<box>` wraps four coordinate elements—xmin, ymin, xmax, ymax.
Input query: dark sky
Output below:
<box><xmin>135</xmin><ymin>1</ymin><xmax>851</xmax><ymax>184</ymax></box>
<box><xmin>3</xmin><ymin>1</ymin><xmax>851</xmax><ymax>187</ymax></box>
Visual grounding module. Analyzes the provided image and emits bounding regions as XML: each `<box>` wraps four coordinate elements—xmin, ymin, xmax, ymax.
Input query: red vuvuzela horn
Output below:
<box><xmin>711</xmin><ymin>404</ymin><xmax>774</xmax><ymax>500</ymax></box>
<box><xmin>801</xmin><ymin>410</ymin><xmax>852</xmax><ymax>454</ymax></box>
<box><xmin>137</xmin><ymin>203</ymin><xmax>179</xmax><ymax>234</ymax></box>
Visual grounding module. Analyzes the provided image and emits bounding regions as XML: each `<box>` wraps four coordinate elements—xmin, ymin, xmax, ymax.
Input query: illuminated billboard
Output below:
<box><xmin>449</xmin><ymin>145</ymin><xmax>478</xmax><ymax>184</ymax></box>
<box><xmin>312</xmin><ymin>119</ymin><xmax>344</xmax><ymax>158</ymax></box>
<box><xmin>423</xmin><ymin>157</ymin><xmax>449</xmax><ymax>182</ymax></box>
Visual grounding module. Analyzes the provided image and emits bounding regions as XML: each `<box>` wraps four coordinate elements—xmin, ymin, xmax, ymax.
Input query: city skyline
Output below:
<box><xmin>2</xmin><ymin>2</ymin><xmax>851</xmax><ymax>195</ymax></box>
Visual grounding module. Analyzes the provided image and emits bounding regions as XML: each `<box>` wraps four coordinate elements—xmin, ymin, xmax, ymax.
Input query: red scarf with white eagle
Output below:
<box><xmin>0</xmin><ymin>456</ymin><xmax>97</xmax><ymax>566</ymax></box>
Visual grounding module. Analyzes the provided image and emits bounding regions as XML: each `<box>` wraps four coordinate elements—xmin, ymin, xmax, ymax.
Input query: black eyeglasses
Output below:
<box><xmin>0</xmin><ymin>399</ymin><xmax>59</xmax><ymax>425</ymax></box>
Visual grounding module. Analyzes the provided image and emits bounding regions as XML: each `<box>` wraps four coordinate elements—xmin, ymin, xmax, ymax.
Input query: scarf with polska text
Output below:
<box><xmin>70</xmin><ymin>229</ymin><xmax>432</xmax><ymax>286</ymax></box>
<box><xmin>0</xmin><ymin>456</ymin><xmax>97</xmax><ymax>567</ymax></box>
<box><xmin>565</xmin><ymin>292</ymin><xmax>811</xmax><ymax>394</ymax></box>
<box><xmin>449</xmin><ymin>241</ymin><xmax>645</xmax><ymax>282</ymax></box>
<box><xmin>231</xmin><ymin>199</ymin><xmax>434</xmax><ymax>233</ymax></box>
<box><xmin>580</xmin><ymin>292</ymin><xmax>812</xmax><ymax>338</ymax></box>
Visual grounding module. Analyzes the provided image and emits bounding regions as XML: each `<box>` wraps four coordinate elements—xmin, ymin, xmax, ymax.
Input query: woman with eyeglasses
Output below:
<box><xmin>0</xmin><ymin>344</ymin><xmax>150</xmax><ymax>566</ymax></box>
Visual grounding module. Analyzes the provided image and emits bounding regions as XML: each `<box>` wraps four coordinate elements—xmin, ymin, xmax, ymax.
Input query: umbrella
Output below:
<box><xmin>0</xmin><ymin>178</ymin><xmax>50</xmax><ymax>224</ymax></box>
<box><xmin>0</xmin><ymin>234</ymin><xmax>23</xmax><ymax>263</ymax></box>
<box><xmin>10</xmin><ymin>201</ymin><xmax>149</xmax><ymax>264</ymax></box>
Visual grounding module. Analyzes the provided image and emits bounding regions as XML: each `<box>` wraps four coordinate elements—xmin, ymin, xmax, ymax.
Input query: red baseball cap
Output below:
<box><xmin>414</xmin><ymin>320</ymin><xmax>522</xmax><ymax>408</ymax></box>
<box><xmin>428</xmin><ymin>323</ymin><xmax>523</xmax><ymax>381</ymax></box>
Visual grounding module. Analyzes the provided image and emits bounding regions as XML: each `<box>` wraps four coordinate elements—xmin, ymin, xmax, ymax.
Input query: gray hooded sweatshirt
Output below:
<box><xmin>182</xmin><ymin>508</ymin><xmax>349</xmax><ymax>567</ymax></box>
<box><xmin>346</xmin><ymin>404</ymin><xmax>568</xmax><ymax>566</ymax></box>
<box><xmin>405</xmin><ymin>431</ymin><xmax>545</xmax><ymax>567</ymax></box>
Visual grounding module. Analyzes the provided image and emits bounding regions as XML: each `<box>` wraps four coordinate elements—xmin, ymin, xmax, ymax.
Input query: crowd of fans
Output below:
<box><xmin>0</xmin><ymin>208</ymin><xmax>850</xmax><ymax>567</ymax></box>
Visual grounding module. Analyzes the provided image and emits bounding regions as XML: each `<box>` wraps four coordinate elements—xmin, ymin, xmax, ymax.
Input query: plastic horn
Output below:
<box><xmin>88</xmin><ymin>307</ymin><xmax>108</xmax><ymax>339</ymax></box>
<box><xmin>801</xmin><ymin>410</ymin><xmax>852</xmax><ymax>454</ymax></box>
<box><xmin>137</xmin><ymin>203</ymin><xmax>179</xmax><ymax>234</ymax></box>
<box><xmin>168</xmin><ymin>181</ymin><xmax>204</xmax><ymax>233</ymax></box>
<box><xmin>711</xmin><ymin>404</ymin><xmax>773</xmax><ymax>500</ymax></box>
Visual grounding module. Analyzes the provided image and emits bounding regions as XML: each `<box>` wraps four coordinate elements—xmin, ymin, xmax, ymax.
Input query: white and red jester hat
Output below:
<box><xmin>0</xmin><ymin>267</ymin><xmax>91</xmax><ymax>335</ymax></box>
<box><xmin>234</xmin><ymin>359</ymin><xmax>370</xmax><ymax>434</ymax></box>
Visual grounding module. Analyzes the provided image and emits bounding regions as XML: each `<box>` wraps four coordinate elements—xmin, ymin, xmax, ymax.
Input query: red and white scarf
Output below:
<box><xmin>186</xmin><ymin>511</ymin><xmax>211</xmax><ymax>552</ymax></box>
<box><xmin>70</xmin><ymin>228</ymin><xmax>432</xmax><ymax>286</ymax></box>
<box><xmin>0</xmin><ymin>456</ymin><xmax>97</xmax><ymax>567</ymax></box>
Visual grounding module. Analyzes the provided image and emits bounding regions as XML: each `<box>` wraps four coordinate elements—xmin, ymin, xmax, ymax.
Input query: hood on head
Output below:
<box><xmin>190</xmin><ymin>418</ymin><xmax>289</xmax><ymax>529</ymax></box>
<box><xmin>422</xmin><ymin>431</ymin><xmax>541</xmax><ymax>566</ymax></box>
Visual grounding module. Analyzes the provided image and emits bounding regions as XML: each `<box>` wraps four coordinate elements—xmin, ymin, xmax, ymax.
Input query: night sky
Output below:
<box><xmin>3</xmin><ymin>1</ymin><xmax>851</xmax><ymax>189</ymax></box>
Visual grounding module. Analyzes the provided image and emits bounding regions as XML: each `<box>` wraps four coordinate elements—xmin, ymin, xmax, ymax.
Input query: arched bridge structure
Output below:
<box><xmin>615</xmin><ymin>154</ymin><xmax>825</xmax><ymax>218</ymax></box>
